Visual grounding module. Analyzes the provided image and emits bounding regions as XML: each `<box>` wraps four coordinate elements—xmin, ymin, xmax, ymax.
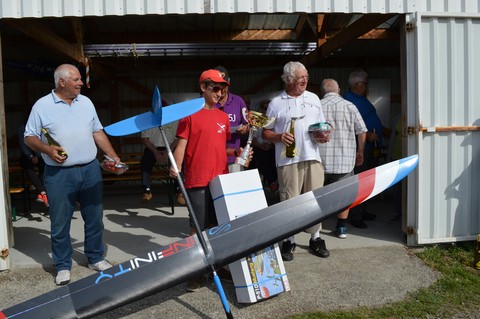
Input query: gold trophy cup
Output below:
<box><xmin>235</xmin><ymin>111</ymin><xmax>271</xmax><ymax>168</ymax></box>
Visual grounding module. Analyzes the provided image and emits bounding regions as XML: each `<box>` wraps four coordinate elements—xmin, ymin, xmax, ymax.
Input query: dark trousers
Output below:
<box><xmin>19</xmin><ymin>155</ymin><xmax>45</xmax><ymax>193</ymax></box>
<box><xmin>349</xmin><ymin>150</ymin><xmax>379</xmax><ymax>221</ymax></box>
<box><xmin>251</xmin><ymin>146</ymin><xmax>277</xmax><ymax>185</ymax></box>
<box><xmin>140</xmin><ymin>147</ymin><xmax>166</xmax><ymax>189</ymax></box>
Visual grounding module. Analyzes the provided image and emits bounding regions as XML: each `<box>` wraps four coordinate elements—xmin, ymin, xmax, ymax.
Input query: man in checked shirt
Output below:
<box><xmin>318</xmin><ymin>78</ymin><xmax>367</xmax><ymax>239</ymax></box>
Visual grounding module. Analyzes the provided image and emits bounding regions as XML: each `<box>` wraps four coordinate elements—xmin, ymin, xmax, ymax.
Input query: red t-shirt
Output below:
<box><xmin>176</xmin><ymin>108</ymin><xmax>231</xmax><ymax>188</ymax></box>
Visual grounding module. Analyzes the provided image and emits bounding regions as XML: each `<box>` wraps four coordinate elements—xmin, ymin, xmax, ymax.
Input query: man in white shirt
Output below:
<box><xmin>262</xmin><ymin>61</ymin><xmax>330</xmax><ymax>261</ymax></box>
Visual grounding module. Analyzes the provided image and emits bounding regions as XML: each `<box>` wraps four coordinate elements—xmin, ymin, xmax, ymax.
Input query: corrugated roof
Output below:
<box><xmin>0</xmin><ymin>0</ymin><xmax>479</xmax><ymax>19</ymax></box>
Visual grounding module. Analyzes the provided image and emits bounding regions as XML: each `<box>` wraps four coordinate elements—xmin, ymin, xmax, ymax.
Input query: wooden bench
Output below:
<box><xmin>101</xmin><ymin>153</ymin><xmax>177</xmax><ymax>215</ymax></box>
<box><xmin>8</xmin><ymin>165</ymin><xmax>31</xmax><ymax>220</ymax></box>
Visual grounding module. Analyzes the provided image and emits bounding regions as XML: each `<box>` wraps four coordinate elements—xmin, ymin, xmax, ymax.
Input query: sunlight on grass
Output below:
<box><xmin>287</xmin><ymin>241</ymin><xmax>480</xmax><ymax>319</ymax></box>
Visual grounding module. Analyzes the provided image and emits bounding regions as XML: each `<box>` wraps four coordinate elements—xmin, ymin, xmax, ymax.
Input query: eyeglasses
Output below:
<box><xmin>296</xmin><ymin>75</ymin><xmax>309</xmax><ymax>81</ymax></box>
<box><xmin>208</xmin><ymin>85</ymin><xmax>226</xmax><ymax>93</ymax></box>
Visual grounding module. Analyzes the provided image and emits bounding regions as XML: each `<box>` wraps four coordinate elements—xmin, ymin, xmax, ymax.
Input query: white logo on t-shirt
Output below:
<box><xmin>217</xmin><ymin>123</ymin><xmax>226</xmax><ymax>133</ymax></box>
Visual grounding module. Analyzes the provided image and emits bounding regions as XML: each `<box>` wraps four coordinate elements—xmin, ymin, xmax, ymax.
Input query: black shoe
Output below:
<box><xmin>215</xmin><ymin>267</ymin><xmax>233</xmax><ymax>283</ymax></box>
<box><xmin>309</xmin><ymin>238</ymin><xmax>330</xmax><ymax>258</ymax></box>
<box><xmin>363</xmin><ymin>211</ymin><xmax>376</xmax><ymax>221</ymax></box>
<box><xmin>186</xmin><ymin>275</ymin><xmax>205</xmax><ymax>292</ymax></box>
<box><xmin>350</xmin><ymin>219</ymin><xmax>368</xmax><ymax>229</ymax></box>
<box><xmin>281</xmin><ymin>240</ymin><xmax>296</xmax><ymax>261</ymax></box>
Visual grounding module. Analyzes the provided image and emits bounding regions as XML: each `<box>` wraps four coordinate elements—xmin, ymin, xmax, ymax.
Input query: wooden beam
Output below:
<box><xmin>232</xmin><ymin>29</ymin><xmax>295</xmax><ymax>41</ymax></box>
<box><xmin>359</xmin><ymin>29</ymin><xmax>399</xmax><ymax>40</ymax></box>
<box><xmin>70</xmin><ymin>18</ymin><xmax>84</xmax><ymax>57</ymax></box>
<box><xmin>295</xmin><ymin>14</ymin><xmax>308</xmax><ymax>38</ymax></box>
<box><xmin>301</xmin><ymin>14</ymin><xmax>396</xmax><ymax>67</ymax></box>
<box><xmin>317</xmin><ymin>14</ymin><xmax>328</xmax><ymax>46</ymax></box>
<box><xmin>6</xmin><ymin>19</ymin><xmax>83</xmax><ymax>62</ymax></box>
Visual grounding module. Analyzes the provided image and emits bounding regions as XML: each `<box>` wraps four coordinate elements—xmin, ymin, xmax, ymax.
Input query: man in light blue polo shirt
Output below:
<box><xmin>24</xmin><ymin>64</ymin><xmax>121</xmax><ymax>286</ymax></box>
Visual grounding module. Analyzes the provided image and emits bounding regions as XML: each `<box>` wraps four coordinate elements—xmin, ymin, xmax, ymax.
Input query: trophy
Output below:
<box><xmin>235</xmin><ymin>111</ymin><xmax>272</xmax><ymax>168</ymax></box>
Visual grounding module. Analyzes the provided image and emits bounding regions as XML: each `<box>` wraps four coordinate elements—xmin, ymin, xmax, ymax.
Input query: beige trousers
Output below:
<box><xmin>277</xmin><ymin>160</ymin><xmax>324</xmax><ymax>234</ymax></box>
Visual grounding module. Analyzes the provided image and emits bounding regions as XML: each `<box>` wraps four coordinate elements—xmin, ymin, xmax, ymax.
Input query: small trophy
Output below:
<box><xmin>235</xmin><ymin>111</ymin><xmax>272</xmax><ymax>168</ymax></box>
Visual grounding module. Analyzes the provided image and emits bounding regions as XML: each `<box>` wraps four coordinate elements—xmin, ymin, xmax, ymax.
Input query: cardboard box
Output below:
<box><xmin>210</xmin><ymin>169</ymin><xmax>290</xmax><ymax>303</ymax></box>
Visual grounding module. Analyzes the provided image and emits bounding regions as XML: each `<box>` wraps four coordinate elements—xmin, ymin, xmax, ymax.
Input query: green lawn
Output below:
<box><xmin>287</xmin><ymin>241</ymin><xmax>480</xmax><ymax>319</ymax></box>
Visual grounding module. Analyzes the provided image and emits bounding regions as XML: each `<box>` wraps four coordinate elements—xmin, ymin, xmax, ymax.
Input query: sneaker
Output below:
<box><xmin>177</xmin><ymin>192</ymin><xmax>186</xmax><ymax>205</ymax></box>
<box><xmin>88</xmin><ymin>260</ymin><xmax>113</xmax><ymax>271</ymax></box>
<box><xmin>36</xmin><ymin>194</ymin><xmax>43</xmax><ymax>203</ymax></box>
<box><xmin>309</xmin><ymin>238</ymin><xmax>330</xmax><ymax>258</ymax></box>
<box><xmin>186</xmin><ymin>275</ymin><xmax>205</xmax><ymax>292</ymax></box>
<box><xmin>281</xmin><ymin>240</ymin><xmax>296</xmax><ymax>261</ymax></box>
<box><xmin>350</xmin><ymin>219</ymin><xmax>368</xmax><ymax>229</ymax></box>
<box><xmin>55</xmin><ymin>270</ymin><xmax>71</xmax><ymax>286</ymax></box>
<box><xmin>142</xmin><ymin>192</ymin><xmax>152</xmax><ymax>201</ymax></box>
<box><xmin>336</xmin><ymin>226</ymin><xmax>347</xmax><ymax>239</ymax></box>
<box><xmin>36</xmin><ymin>193</ymin><xmax>49</xmax><ymax>207</ymax></box>
<box><xmin>41</xmin><ymin>194</ymin><xmax>49</xmax><ymax>207</ymax></box>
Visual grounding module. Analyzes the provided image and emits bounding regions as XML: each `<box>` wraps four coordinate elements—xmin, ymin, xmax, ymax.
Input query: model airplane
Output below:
<box><xmin>0</xmin><ymin>87</ymin><xmax>419</xmax><ymax>319</ymax></box>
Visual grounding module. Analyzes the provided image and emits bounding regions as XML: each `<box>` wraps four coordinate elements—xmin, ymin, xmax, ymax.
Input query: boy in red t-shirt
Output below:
<box><xmin>170</xmin><ymin>69</ymin><xmax>243</xmax><ymax>258</ymax></box>
<box><xmin>170</xmin><ymin>69</ymin><xmax>245</xmax><ymax>291</ymax></box>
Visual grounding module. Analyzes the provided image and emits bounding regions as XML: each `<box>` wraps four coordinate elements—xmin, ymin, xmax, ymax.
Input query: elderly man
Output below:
<box><xmin>344</xmin><ymin>70</ymin><xmax>384</xmax><ymax>228</ymax></box>
<box><xmin>24</xmin><ymin>64</ymin><xmax>121</xmax><ymax>285</ymax></box>
<box><xmin>319</xmin><ymin>78</ymin><xmax>367</xmax><ymax>238</ymax></box>
<box><xmin>262</xmin><ymin>61</ymin><xmax>330</xmax><ymax>261</ymax></box>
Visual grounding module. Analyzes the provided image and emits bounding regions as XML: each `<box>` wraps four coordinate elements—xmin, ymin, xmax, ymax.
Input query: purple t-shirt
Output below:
<box><xmin>215</xmin><ymin>92</ymin><xmax>248</xmax><ymax>163</ymax></box>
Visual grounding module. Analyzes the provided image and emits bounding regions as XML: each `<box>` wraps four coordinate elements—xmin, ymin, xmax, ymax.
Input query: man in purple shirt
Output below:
<box><xmin>213</xmin><ymin>66</ymin><xmax>249</xmax><ymax>172</ymax></box>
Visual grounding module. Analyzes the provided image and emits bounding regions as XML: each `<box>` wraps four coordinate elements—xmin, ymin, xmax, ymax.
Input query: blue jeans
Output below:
<box><xmin>44</xmin><ymin>160</ymin><xmax>105</xmax><ymax>271</ymax></box>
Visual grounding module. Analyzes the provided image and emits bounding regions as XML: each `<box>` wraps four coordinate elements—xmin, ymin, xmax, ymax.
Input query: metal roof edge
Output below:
<box><xmin>0</xmin><ymin>0</ymin><xmax>479</xmax><ymax>19</ymax></box>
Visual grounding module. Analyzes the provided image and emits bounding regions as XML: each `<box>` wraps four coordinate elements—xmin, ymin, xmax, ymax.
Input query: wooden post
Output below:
<box><xmin>0</xmin><ymin>34</ymin><xmax>13</xmax><ymax>270</ymax></box>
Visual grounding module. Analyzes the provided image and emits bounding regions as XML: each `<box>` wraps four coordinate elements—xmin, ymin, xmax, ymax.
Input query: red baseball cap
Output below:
<box><xmin>199</xmin><ymin>69</ymin><xmax>230</xmax><ymax>86</ymax></box>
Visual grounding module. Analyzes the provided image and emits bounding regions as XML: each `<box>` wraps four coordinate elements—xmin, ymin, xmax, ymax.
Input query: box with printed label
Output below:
<box><xmin>210</xmin><ymin>169</ymin><xmax>290</xmax><ymax>303</ymax></box>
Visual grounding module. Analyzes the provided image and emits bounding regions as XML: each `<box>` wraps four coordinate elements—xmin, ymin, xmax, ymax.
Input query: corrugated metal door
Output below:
<box><xmin>405</xmin><ymin>12</ymin><xmax>480</xmax><ymax>245</ymax></box>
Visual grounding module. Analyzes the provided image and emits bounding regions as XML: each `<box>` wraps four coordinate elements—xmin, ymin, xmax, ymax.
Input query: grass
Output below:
<box><xmin>287</xmin><ymin>241</ymin><xmax>480</xmax><ymax>319</ymax></box>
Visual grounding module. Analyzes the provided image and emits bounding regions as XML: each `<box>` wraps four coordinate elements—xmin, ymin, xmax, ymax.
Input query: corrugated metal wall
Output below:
<box><xmin>0</xmin><ymin>0</ymin><xmax>479</xmax><ymax>18</ymax></box>
<box><xmin>415</xmin><ymin>13</ymin><xmax>480</xmax><ymax>243</ymax></box>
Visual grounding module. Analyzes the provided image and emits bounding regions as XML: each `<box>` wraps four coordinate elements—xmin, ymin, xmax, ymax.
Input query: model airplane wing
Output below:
<box><xmin>104</xmin><ymin>86</ymin><xmax>204</xmax><ymax>136</ymax></box>
<box><xmin>0</xmin><ymin>155</ymin><xmax>419</xmax><ymax>319</ymax></box>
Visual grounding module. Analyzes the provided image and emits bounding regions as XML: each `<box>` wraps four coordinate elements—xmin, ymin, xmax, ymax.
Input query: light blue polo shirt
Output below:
<box><xmin>24</xmin><ymin>90</ymin><xmax>103</xmax><ymax>167</ymax></box>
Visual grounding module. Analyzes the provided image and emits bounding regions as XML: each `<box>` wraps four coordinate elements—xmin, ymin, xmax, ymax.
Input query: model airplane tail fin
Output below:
<box><xmin>104</xmin><ymin>87</ymin><xmax>204</xmax><ymax>137</ymax></box>
<box><xmin>152</xmin><ymin>85</ymin><xmax>162</xmax><ymax>119</ymax></box>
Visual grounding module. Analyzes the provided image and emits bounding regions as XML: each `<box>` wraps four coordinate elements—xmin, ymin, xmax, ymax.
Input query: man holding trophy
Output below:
<box><xmin>213</xmin><ymin>66</ymin><xmax>249</xmax><ymax>172</ymax></box>
<box><xmin>262</xmin><ymin>61</ymin><xmax>331</xmax><ymax>262</ymax></box>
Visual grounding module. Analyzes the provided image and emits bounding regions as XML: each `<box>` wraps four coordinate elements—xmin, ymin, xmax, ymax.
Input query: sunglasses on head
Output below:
<box><xmin>208</xmin><ymin>85</ymin><xmax>226</xmax><ymax>93</ymax></box>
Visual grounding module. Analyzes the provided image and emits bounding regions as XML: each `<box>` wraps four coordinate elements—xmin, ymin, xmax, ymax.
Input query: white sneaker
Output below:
<box><xmin>55</xmin><ymin>270</ymin><xmax>71</xmax><ymax>285</ymax></box>
<box><xmin>88</xmin><ymin>260</ymin><xmax>113</xmax><ymax>271</ymax></box>
<box><xmin>336</xmin><ymin>226</ymin><xmax>348</xmax><ymax>239</ymax></box>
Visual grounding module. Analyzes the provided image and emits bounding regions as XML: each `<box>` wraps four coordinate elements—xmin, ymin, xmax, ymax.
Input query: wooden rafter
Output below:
<box><xmin>295</xmin><ymin>14</ymin><xmax>308</xmax><ymax>38</ymax></box>
<box><xmin>6</xmin><ymin>19</ymin><xmax>83</xmax><ymax>62</ymax></box>
<box><xmin>301</xmin><ymin>14</ymin><xmax>396</xmax><ymax>67</ymax></box>
<box><xmin>232</xmin><ymin>29</ymin><xmax>294</xmax><ymax>41</ymax></box>
<box><xmin>317</xmin><ymin>14</ymin><xmax>328</xmax><ymax>46</ymax></box>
